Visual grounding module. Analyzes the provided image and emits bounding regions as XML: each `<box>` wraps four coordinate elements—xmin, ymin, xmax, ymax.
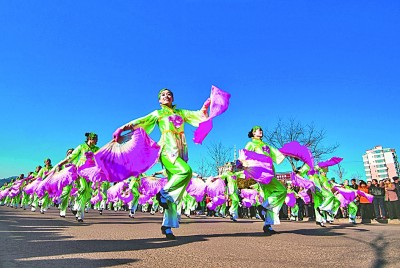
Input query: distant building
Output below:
<box><xmin>363</xmin><ymin>145</ymin><xmax>400</xmax><ymax>181</ymax></box>
<box><xmin>276</xmin><ymin>172</ymin><xmax>291</xmax><ymax>181</ymax></box>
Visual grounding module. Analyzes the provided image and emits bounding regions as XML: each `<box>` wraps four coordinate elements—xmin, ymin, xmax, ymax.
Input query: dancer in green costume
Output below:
<box><xmin>0</xmin><ymin>182</ymin><xmax>9</xmax><ymax>206</ymax></box>
<box><xmin>0</xmin><ymin>182</ymin><xmax>11</xmax><ymax>206</ymax></box>
<box><xmin>182</xmin><ymin>191</ymin><xmax>197</xmax><ymax>217</ymax></box>
<box><xmin>308</xmin><ymin>166</ymin><xmax>339</xmax><ymax>227</ymax></box>
<box><xmin>10</xmin><ymin>174</ymin><xmax>24</xmax><ymax>209</ymax></box>
<box><xmin>34</xmin><ymin>159</ymin><xmax>53</xmax><ymax>214</ymax></box>
<box><xmin>244</xmin><ymin>126</ymin><xmax>286</xmax><ymax>235</ymax></box>
<box><xmin>220</xmin><ymin>163</ymin><xmax>242</xmax><ymax>221</ymax></box>
<box><xmin>21</xmin><ymin>172</ymin><xmax>35</xmax><ymax>210</ymax></box>
<box><xmin>58</xmin><ymin>133</ymin><xmax>99</xmax><ymax>222</ymax></box>
<box><xmin>113</xmin><ymin>89</ymin><xmax>210</xmax><ymax>239</ymax></box>
<box><xmin>56</xmin><ymin>148</ymin><xmax>74</xmax><ymax>217</ymax></box>
<box><xmin>127</xmin><ymin>176</ymin><xmax>140</xmax><ymax>217</ymax></box>
<box><xmin>315</xmin><ymin>168</ymin><xmax>340</xmax><ymax>225</ymax></box>
<box><xmin>28</xmin><ymin>165</ymin><xmax>42</xmax><ymax>211</ymax></box>
<box><xmin>342</xmin><ymin>179</ymin><xmax>358</xmax><ymax>224</ymax></box>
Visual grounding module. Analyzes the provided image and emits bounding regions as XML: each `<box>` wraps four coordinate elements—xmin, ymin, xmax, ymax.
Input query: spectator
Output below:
<box><xmin>384</xmin><ymin>179</ymin><xmax>400</xmax><ymax>220</ymax></box>
<box><xmin>350</xmin><ymin>179</ymin><xmax>358</xmax><ymax>190</ymax></box>
<box><xmin>358</xmin><ymin>181</ymin><xmax>371</xmax><ymax>223</ymax></box>
<box><xmin>369</xmin><ymin>179</ymin><xmax>386</xmax><ymax>220</ymax></box>
<box><xmin>393</xmin><ymin>177</ymin><xmax>400</xmax><ymax>213</ymax></box>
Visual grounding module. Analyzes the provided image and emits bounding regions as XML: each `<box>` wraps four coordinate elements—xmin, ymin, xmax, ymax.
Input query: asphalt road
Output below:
<box><xmin>1</xmin><ymin>206</ymin><xmax>400</xmax><ymax>268</ymax></box>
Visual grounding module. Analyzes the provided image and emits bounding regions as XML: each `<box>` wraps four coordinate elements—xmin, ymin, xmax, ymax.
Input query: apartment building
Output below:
<box><xmin>363</xmin><ymin>145</ymin><xmax>400</xmax><ymax>181</ymax></box>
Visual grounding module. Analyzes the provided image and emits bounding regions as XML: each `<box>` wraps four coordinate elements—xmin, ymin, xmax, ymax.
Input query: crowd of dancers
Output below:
<box><xmin>0</xmin><ymin>87</ymin><xmax>375</xmax><ymax>239</ymax></box>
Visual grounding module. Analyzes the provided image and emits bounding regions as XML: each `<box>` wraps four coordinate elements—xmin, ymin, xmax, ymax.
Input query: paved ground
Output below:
<box><xmin>1</xmin><ymin>206</ymin><xmax>400</xmax><ymax>268</ymax></box>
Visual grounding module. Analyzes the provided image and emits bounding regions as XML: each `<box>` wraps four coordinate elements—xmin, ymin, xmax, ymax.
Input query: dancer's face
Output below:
<box><xmin>66</xmin><ymin>149</ymin><xmax>73</xmax><ymax>156</ymax></box>
<box><xmin>253</xmin><ymin>128</ymin><xmax>263</xmax><ymax>139</ymax></box>
<box><xmin>159</xmin><ymin>90</ymin><xmax>174</xmax><ymax>107</ymax></box>
<box><xmin>87</xmin><ymin>137</ymin><xmax>98</xmax><ymax>147</ymax></box>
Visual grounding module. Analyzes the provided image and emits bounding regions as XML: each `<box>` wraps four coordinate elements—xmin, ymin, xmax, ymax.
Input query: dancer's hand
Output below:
<box><xmin>113</xmin><ymin>128</ymin><xmax>123</xmax><ymax>142</ymax></box>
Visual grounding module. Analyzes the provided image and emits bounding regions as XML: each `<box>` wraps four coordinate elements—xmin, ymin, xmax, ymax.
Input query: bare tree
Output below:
<box><xmin>195</xmin><ymin>158</ymin><xmax>212</xmax><ymax>178</ymax></box>
<box><xmin>333</xmin><ymin>163</ymin><xmax>346</xmax><ymax>183</ymax></box>
<box><xmin>263</xmin><ymin>118</ymin><xmax>339</xmax><ymax>171</ymax></box>
<box><xmin>206</xmin><ymin>142</ymin><xmax>233</xmax><ymax>175</ymax></box>
<box><xmin>350</xmin><ymin>172</ymin><xmax>365</xmax><ymax>182</ymax></box>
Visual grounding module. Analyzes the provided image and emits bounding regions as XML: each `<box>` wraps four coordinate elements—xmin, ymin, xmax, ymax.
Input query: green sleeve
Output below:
<box><xmin>269</xmin><ymin>146</ymin><xmax>285</xmax><ymax>164</ymax></box>
<box><xmin>220</xmin><ymin>173</ymin><xmax>228</xmax><ymax>181</ymax></box>
<box><xmin>178</xmin><ymin>109</ymin><xmax>207</xmax><ymax>127</ymax></box>
<box><xmin>68</xmin><ymin>144</ymin><xmax>84</xmax><ymax>165</ymax></box>
<box><xmin>127</xmin><ymin>110</ymin><xmax>159</xmax><ymax>134</ymax></box>
<box><xmin>298</xmin><ymin>164</ymin><xmax>310</xmax><ymax>177</ymax></box>
<box><xmin>36</xmin><ymin>168</ymin><xmax>44</xmax><ymax>179</ymax></box>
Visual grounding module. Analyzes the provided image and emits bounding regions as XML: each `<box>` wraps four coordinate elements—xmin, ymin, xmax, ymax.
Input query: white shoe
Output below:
<box><xmin>31</xmin><ymin>207</ymin><xmax>36</xmax><ymax>212</ymax></box>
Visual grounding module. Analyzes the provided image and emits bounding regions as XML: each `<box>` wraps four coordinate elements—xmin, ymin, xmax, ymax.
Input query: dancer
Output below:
<box><xmin>220</xmin><ymin>162</ymin><xmax>241</xmax><ymax>222</ymax></box>
<box><xmin>58</xmin><ymin>133</ymin><xmax>99</xmax><ymax>222</ymax></box>
<box><xmin>34</xmin><ymin>158</ymin><xmax>53</xmax><ymax>214</ymax></box>
<box><xmin>25</xmin><ymin>165</ymin><xmax>42</xmax><ymax>211</ymax></box>
<box><xmin>56</xmin><ymin>148</ymin><xmax>74</xmax><ymax>217</ymax></box>
<box><xmin>337</xmin><ymin>180</ymin><xmax>358</xmax><ymax>224</ymax></box>
<box><xmin>113</xmin><ymin>88</ymin><xmax>210</xmax><ymax>239</ymax></box>
<box><xmin>243</xmin><ymin>126</ymin><xmax>286</xmax><ymax>235</ymax></box>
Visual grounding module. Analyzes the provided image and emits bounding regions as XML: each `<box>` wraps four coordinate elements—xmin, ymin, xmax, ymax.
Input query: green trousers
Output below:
<box><xmin>260</xmin><ymin>177</ymin><xmax>287</xmax><ymax>225</ymax></box>
<box><xmin>160</xmin><ymin>155</ymin><xmax>192</xmax><ymax>228</ymax></box>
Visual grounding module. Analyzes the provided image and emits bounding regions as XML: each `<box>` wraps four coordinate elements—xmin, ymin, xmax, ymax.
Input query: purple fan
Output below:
<box><xmin>139</xmin><ymin>176</ymin><xmax>166</xmax><ymax>197</ymax></box>
<box><xmin>35</xmin><ymin>177</ymin><xmax>51</xmax><ymax>198</ymax></box>
<box><xmin>186</xmin><ymin>177</ymin><xmax>206</xmax><ymax>202</ymax></box>
<box><xmin>206</xmin><ymin>201</ymin><xmax>217</xmax><ymax>211</ymax></box>
<box><xmin>24</xmin><ymin>178</ymin><xmax>42</xmax><ymax>195</ymax></box>
<box><xmin>46</xmin><ymin>165</ymin><xmax>78</xmax><ymax>198</ymax></box>
<box><xmin>298</xmin><ymin>190</ymin><xmax>311</xmax><ymax>204</ymax></box>
<box><xmin>333</xmin><ymin>186</ymin><xmax>357</xmax><ymax>203</ymax></box>
<box><xmin>95</xmin><ymin>128</ymin><xmax>161</xmax><ymax>182</ymax></box>
<box><xmin>107</xmin><ymin>182</ymin><xmax>126</xmax><ymax>203</ymax></box>
<box><xmin>285</xmin><ymin>192</ymin><xmax>297</xmax><ymax>207</ymax></box>
<box><xmin>78</xmin><ymin>162</ymin><xmax>107</xmax><ymax>183</ymax></box>
<box><xmin>90</xmin><ymin>191</ymin><xmax>102</xmax><ymax>204</ymax></box>
<box><xmin>238</xmin><ymin>149</ymin><xmax>274</xmax><ymax>184</ymax></box>
<box><xmin>240</xmin><ymin>189</ymin><xmax>258</xmax><ymax>208</ymax></box>
<box><xmin>138</xmin><ymin>194</ymin><xmax>151</xmax><ymax>205</ymax></box>
<box><xmin>212</xmin><ymin>195</ymin><xmax>226</xmax><ymax>206</ymax></box>
<box><xmin>357</xmin><ymin>189</ymin><xmax>374</xmax><ymax>203</ymax></box>
<box><xmin>205</xmin><ymin>177</ymin><xmax>226</xmax><ymax>198</ymax></box>
<box><xmin>206</xmin><ymin>195</ymin><xmax>226</xmax><ymax>211</ymax></box>
<box><xmin>8</xmin><ymin>180</ymin><xmax>24</xmax><ymax>197</ymax></box>
<box><xmin>0</xmin><ymin>188</ymin><xmax>10</xmax><ymax>199</ymax></box>
<box><xmin>279</xmin><ymin>141</ymin><xmax>314</xmax><ymax>171</ymax></box>
<box><xmin>317</xmin><ymin>157</ymin><xmax>343</xmax><ymax>169</ymax></box>
<box><xmin>290</xmin><ymin>172</ymin><xmax>315</xmax><ymax>191</ymax></box>
<box><xmin>119</xmin><ymin>190</ymin><xmax>133</xmax><ymax>204</ymax></box>
<box><xmin>335</xmin><ymin>193</ymin><xmax>349</xmax><ymax>208</ymax></box>
<box><xmin>193</xmin><ymin>85</ymin><xmax>231</xmax><ymax>144</ymax></box>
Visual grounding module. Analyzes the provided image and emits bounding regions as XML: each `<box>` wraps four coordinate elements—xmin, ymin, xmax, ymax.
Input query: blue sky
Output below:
<box><xmin>1</xmin><ymin>1</ymin><xmax>399</xmax><ymax>180</ymax></box>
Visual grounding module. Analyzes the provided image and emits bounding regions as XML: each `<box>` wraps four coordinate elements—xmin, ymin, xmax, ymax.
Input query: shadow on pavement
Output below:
<box><xmin>12</xmin><ymin>258</ymin><xmax>139</xmax><ymax>268</ymax></box>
